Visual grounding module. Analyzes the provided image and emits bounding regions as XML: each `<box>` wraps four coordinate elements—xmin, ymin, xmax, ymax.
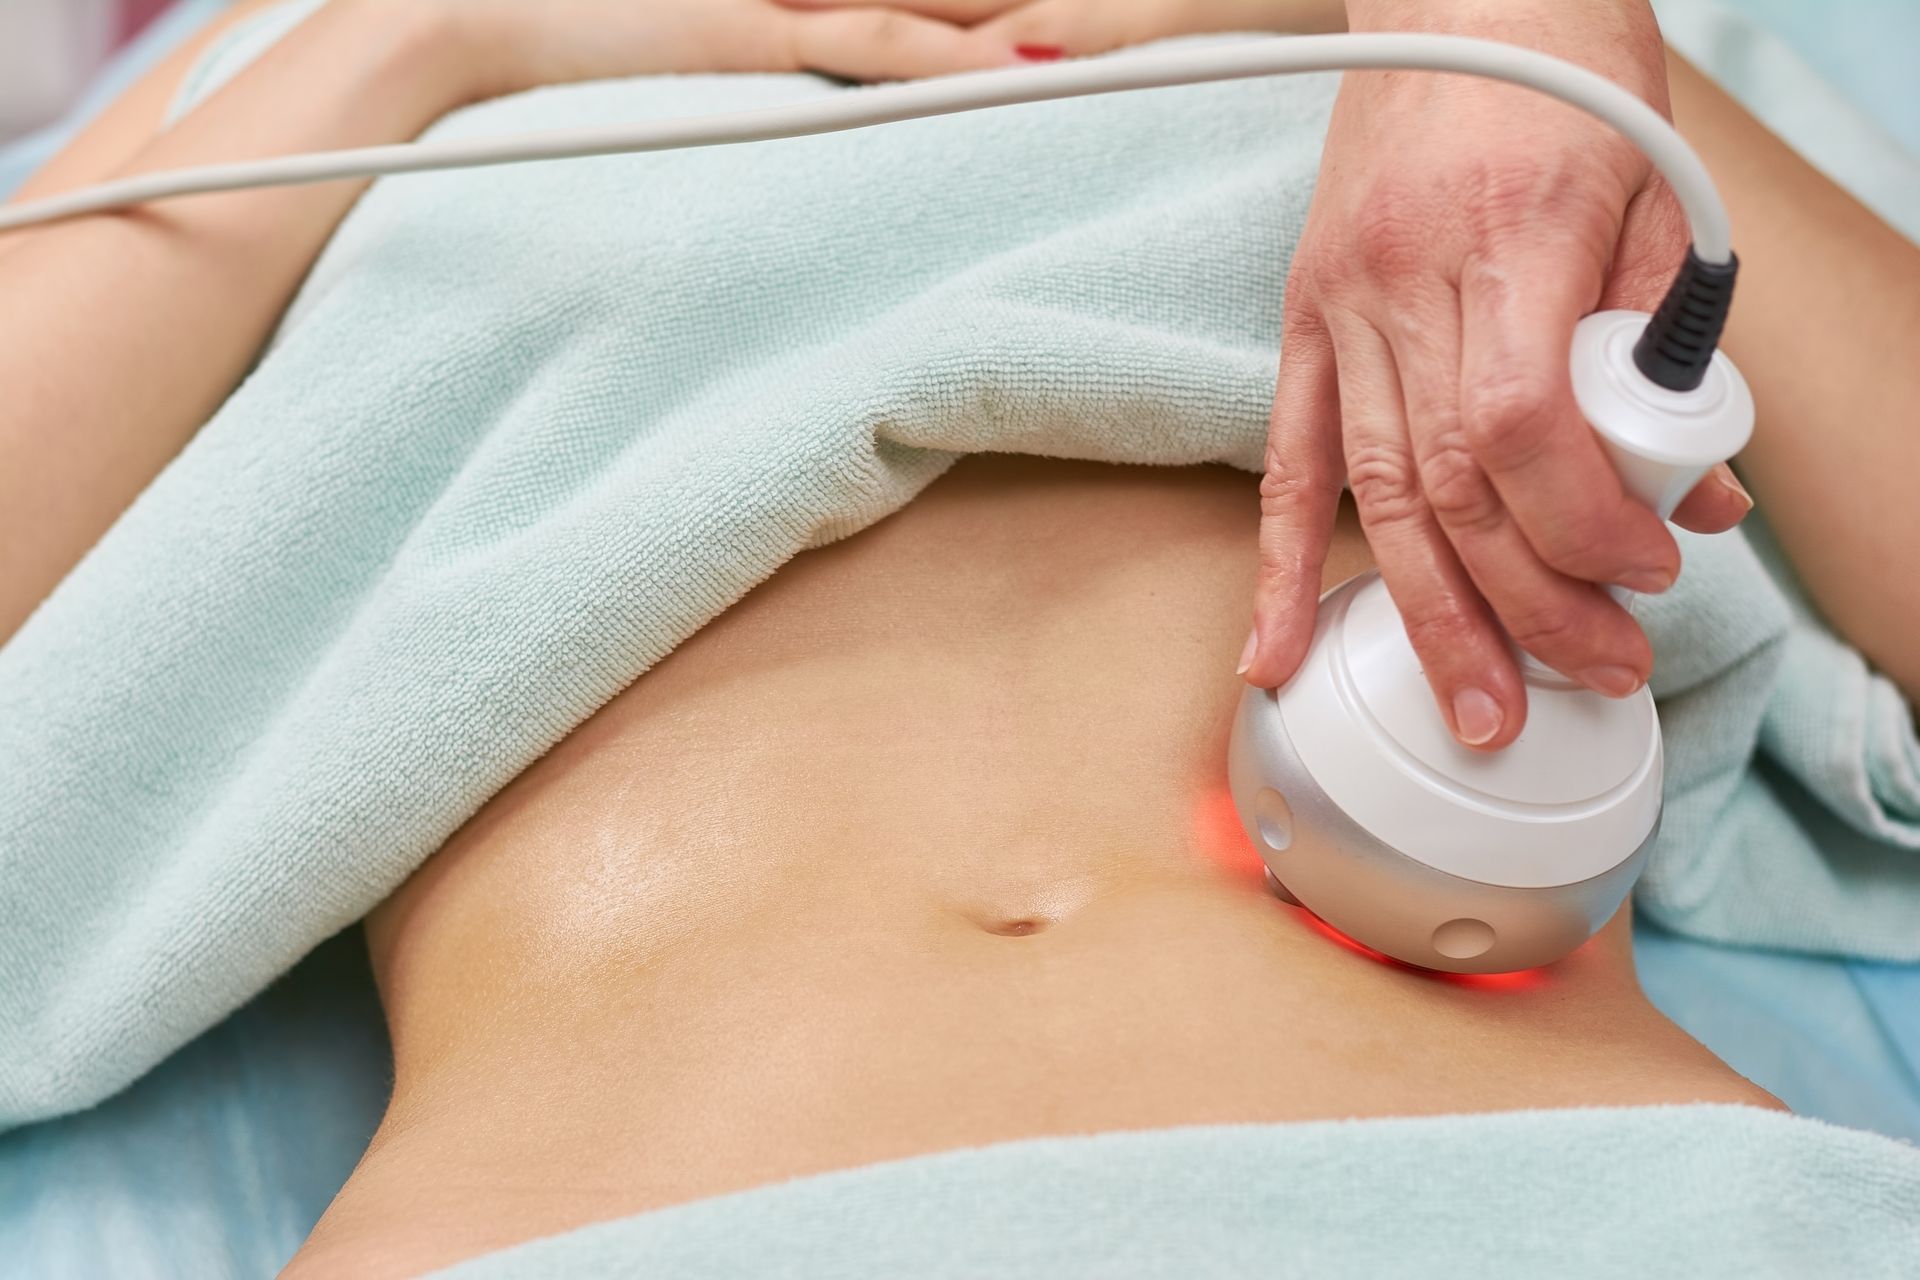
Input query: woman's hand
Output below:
<box><xmin>770</xmin><ymin>0</ymin><xmax>1345</xmax><ymax>58</ymax></box>
<box><xmin>395</xmin><ymin>0</ymin><xmax>1022</xmax><ymax>99</ymax></box>
<box><xmin>1246</xmin><ymin>0</ymin><xmax>1751</xmax><ymax>749</ymax></box>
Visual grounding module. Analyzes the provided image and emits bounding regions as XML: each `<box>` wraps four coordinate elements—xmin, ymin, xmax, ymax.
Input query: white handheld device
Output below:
<box><xmin>1229</xmin><ymin>308</ymin><xmax>1753</xmax><ymax>974</ymax></box>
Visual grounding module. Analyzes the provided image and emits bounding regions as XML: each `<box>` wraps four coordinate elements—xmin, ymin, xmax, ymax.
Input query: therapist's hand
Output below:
<box><xmin>1243</xmin><ymin>0</ymin><xmax>1751</xmax><ymax>749</ymax></box>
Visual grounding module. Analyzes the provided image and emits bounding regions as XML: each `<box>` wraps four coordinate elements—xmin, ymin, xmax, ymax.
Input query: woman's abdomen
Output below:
<box><xmin>317</xmin><ymin>457</ymin><xmax>1768</xmax><ymax>1278</ymax></box>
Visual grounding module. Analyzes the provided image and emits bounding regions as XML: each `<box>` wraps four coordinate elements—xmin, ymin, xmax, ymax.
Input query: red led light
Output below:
<box><xmin>1301</xmin><ymin>910</ymin><xmax>1399</xmax><ymax>964</ymax></box>
<box><xmin>1299</xmin><ymin>911</ymin><xmax>1549</xmax><ymax>991</ymax></box>
<box><xmin>1191</xmin><ymin>785</ymin><xmax>1266</xmax><ymax>883</ymax></box>
<box><xmin>1193</xmin><ymin>787</ymin><xmax>1549</xmax><ymax>991</ymax></box>
<box><xmin>1450</xmin><ymin>967</ymin><xmax>1550</xmax><ymax>992</ymax></box>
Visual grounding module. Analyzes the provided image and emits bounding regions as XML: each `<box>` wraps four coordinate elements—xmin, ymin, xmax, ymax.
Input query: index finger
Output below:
<box><xmin>1244</xmin><ymin>297</ymin><xmax>1343</xmax><ymax>688</ymax></box>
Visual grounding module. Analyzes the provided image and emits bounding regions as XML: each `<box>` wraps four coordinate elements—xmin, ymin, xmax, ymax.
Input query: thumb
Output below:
<box><xmin>1598</xmin><ymin>176</ymin><xmax>1689</xmax><ymax>313</ymax></box>
<box><xmin>1668</xmin><ymin>462</ymin><xmax>1753</xmax><ymax>534</ymax></box>
<box><xmin>1604</xmin><ymin>179</ymin><xmax>1753</xmax><ymax>538</ymax></box>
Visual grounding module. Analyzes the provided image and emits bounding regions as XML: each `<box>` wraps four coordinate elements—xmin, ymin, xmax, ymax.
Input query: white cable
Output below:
<box><xmin>0</xmin><ymin>33</ymin><xmax>1731</xmax><ymax>262</ymax></box>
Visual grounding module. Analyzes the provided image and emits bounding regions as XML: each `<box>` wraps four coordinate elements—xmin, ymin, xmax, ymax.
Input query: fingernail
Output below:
<box><xmin>1015</xmin><ymin>43</ymin><xmax>1065</xmax><ymax>61</ymax></box>
<box><xmin>1236</xmin><ymin>629</ymin><xmax>1258</xmax><ymax>676</ymax></box>
<box><xmin>1579</xmin><ymin>664</ymin><xmax>1644</xmax><ymax>697</ymax></box>
<box><xmin>1451</xmin><ymin>688</ymin><xmax>1503</xmax><ymax>746</ymax></box>
<box><xmin>1618</xmin><ymin>566</ymin><xmax>1675</xmax><ymax>594</ymax></box>
<box><xmin>1718</xmin><ymin>468</ymin><xmax>1754</xmax><ymax>515</ymax></box>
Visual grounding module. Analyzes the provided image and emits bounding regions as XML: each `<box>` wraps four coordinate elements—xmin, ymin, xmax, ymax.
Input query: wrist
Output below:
<box><xmin>323</xmin><ymin>0</ymin><xmax>511</xmax><ymax>110</ymax></box>
<box><xmin>1345</xmin><ymin>0</ymin><xmax>1650</xmax><ymax>27</ymax></box>
<box><xmin>1342</xmin><ymin>0</ymin><xmax>1661</xmax><ymax>59</ymax></box>
<box><xmin>1340</xmin><ymin>0</ymin><xmax>1666</xmax><ymax>99</ymax></box>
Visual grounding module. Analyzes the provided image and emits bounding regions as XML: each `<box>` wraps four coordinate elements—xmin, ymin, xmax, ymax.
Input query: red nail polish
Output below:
<box><xmin>1015</xmin><ymin>43</ymin><xmax>1065</xmax><ymax>61</ymax></box>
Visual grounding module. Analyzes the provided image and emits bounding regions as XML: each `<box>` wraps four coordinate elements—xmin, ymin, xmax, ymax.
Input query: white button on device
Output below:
<box><xmin>1431</xmin><ymin>918</ymin><xmax>1496</xmax><ymax>960</ymax></box>
<box><xmin>1254</xmin><ymin>788</ymin><xmax>1293</xmax><ymax>852</ymax></box>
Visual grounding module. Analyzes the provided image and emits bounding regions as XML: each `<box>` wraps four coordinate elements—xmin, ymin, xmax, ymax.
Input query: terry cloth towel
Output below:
<box><xmin>2</xmin><ymin>13</ymin><xmax>1918</xmax><ymax>1130</ymax></box>
<box><xmin>420</xmin><ymin>1108</ymin><xmax>1920</xmax><ymax>1280</ymax></box>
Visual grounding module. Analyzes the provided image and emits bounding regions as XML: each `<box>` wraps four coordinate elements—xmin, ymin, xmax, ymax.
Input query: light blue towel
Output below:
<box><xmin>2</xmin><ymin>10</ymin><xmax>1918</xmax><ymax>1155</ymax></box>
<box><xmin>425</xmin><ymin>1107</ymin><xmax>1920</xmax><ymax>1280</ymax></box>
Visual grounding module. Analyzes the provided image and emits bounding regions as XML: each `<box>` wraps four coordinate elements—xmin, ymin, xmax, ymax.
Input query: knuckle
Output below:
<box><xmin>1460</xmin><ymin>169</ymin><xmax>1621</xmax><ymax>285</ymax></box>
<box><xmin>1418</xmin><ymin>438</ymin><xmax>1500</xmax><ymax>532</ymax></box>
<box><xmin>1258</xmin><ymin>441</ymin><xmax>1321</xmax><ymax>516</ymax></box>
<box><xmin>1345</xmin><ymin>441</ymin><xmax>1426</xmax><ymax>530</ymax></box>
<box><xmin>1280</xmin><ymin>278</ymin><xmax>1319</xmax><ymax>329</ymax></box>
<box><xmin>1460</xmin><ymin>160</ymin><xmax>1604</xmax><ymax>242</ymax></box>
<box><xmin>1463</xmin><ymin>163</ymin><xmax>1546</xmax><ymax>232</ymax></box>
<box><xmin>1399</xmin><ymin>604</ymin><xmax>1480</xmax><ymax>668</ymax></box>
<box><xmin>1285</xmin><ymin>238</ymin><xmax>1342</xmax><ymax>300</ymax></box>
<box><xmin>1534</xmin><ymin>509</ymin><xmax>1619</xmax><ymax>579</ymax></box>
<box><xmin>1348</xmin><ymin>188</ymin><xmax>1432</xmax><ymax>280</ymax></box>
<box><xmin>1462</xmin><ymin>374</ymin><xmax>1553</xmax><ymax>467</ymax></box>
<box><xmin>1503</xmin><ymin>600</ymin><xmax>1586</xmax><ymax>659</ymax></box>
<box><xmin>1464</xmin><ymin>154</ymin><xmax>1610</xmax><ymax>235</ymax></box>
<box><xmin>1278</xmin><ymin>295</ymin><xmax>1329</xmax><ymax>356</ymax></box>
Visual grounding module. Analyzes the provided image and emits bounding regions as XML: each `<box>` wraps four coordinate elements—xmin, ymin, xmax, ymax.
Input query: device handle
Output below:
<box><xmin>1576</xmin><ymin>310</ymin><xmax>1754</xmax><ymax>613</ymax></box>
<box><xmin>1510</xmin><ymin>311</ymin><xmax>1756</xmax><ymax>680</ymax></box>
<box><xmin>1598</xmin><ymin>439</ymin><xmax>1716</xmax><ymax>523</ymax></box>
<box><xmin>1572</xmin><ymin>310</ymin><xmax>1754</xmax><ymax>519</ymax></box>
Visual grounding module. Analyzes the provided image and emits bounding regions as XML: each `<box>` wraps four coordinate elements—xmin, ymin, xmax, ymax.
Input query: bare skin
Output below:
<box><xmin>4</xmin><ymin>8</ymin><xmax>1916</xmax><ymax>1279</ymax></box>
<box><xmin>303</xmin><ymin>459</ymin><xmax>1774</xmax><ymax>1277</ymax></box>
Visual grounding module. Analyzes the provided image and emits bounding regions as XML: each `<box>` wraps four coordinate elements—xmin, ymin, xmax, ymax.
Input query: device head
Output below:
<box><xmin>1228</xmin><ymin>571</ymin><xmax>1661</xmax><ymax>974</ymax></box>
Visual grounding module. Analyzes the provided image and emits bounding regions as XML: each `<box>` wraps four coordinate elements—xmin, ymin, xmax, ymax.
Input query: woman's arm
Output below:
<box><xmin>1666</xmin><ymin>53</ymin><xmax>1920</xmax><ymax>703</ymax></box>
<box><xmin>0</xmin><ymin>2</ymin><xmax>484</xmax><ymax>644</ymax></box>
<box><xmin>0</xmin><ymin>0</ymin><xmax>1016</xmax><ymax>647</ymax></box>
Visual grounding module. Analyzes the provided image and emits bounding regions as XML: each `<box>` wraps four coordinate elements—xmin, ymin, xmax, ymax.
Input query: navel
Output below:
<box><xmin>979</xmin><ymin>916</ymin><xmax>1048</xmax><ymax>938</ymax></box>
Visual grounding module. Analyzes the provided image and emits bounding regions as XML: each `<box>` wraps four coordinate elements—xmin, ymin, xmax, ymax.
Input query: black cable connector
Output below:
<box><xmin>1631</xmin><ymin>247</ymin><xmax>1739</xmax><ymax>392</ymax></box>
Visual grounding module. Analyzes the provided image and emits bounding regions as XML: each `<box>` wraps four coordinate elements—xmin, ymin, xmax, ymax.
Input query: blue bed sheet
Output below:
<box><xmin>0</xmin><ymin>931</ymin><xmax>388</xmax><ymax>1279</ymax></box>
<box><xmin>1</xmin><ymin>2</ymin><xmax>1915</xmax><ymax>1276</ymax></box>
